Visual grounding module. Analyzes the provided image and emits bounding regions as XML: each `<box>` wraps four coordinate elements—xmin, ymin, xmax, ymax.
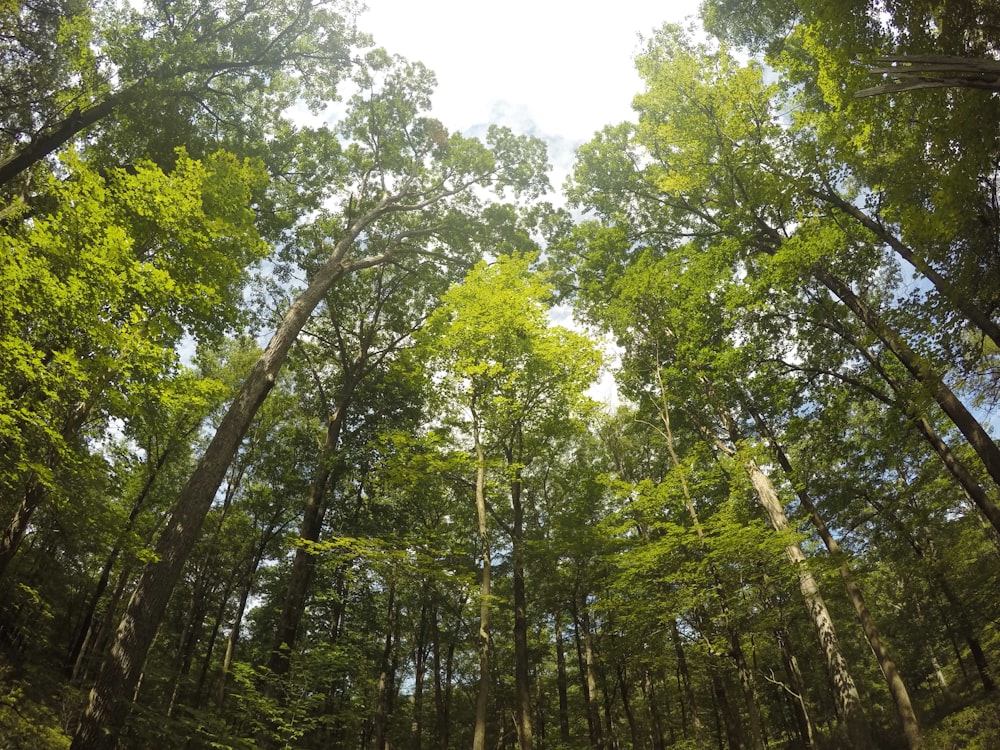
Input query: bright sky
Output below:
<box><xmin>358</xmin><ymin>2</ymin><xmax>704</xmax><ymax>408</ymax></box>
<box><xmin>360</xmin><ymin>0</ymin><xmax>703</xmax><ymax>185</ymax></box>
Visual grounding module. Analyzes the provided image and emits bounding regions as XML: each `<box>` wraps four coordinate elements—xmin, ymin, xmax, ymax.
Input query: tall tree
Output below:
<box><xmin>71</xmin><ymin>51</ymin><xmax>548</xmax><ymax>749</ymax></box>
<box><xmin>420</xmin><ymin>253</ymin><xmax>601</xmax><ymax>750</ymax></box>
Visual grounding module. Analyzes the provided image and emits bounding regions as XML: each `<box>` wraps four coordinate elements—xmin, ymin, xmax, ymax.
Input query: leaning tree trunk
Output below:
<box><xmin>751</xmin><ymin>407</ymin><xmax>922</xmax><ymax>749</ymax></box>
<box><xmin>816</xmin><ymin>189</ymin><xmax>1000</xmax><ymax>350</ymax></box>
<box><xmin>816</xmin><ymin>268</ymin><xmax>1000</xmax><ymax>534</ymax></box>
<box><xmin>70</xmin><ymin>197</ymin><xmax>396</xmax><ymax>750</ymax></box>
<box><xmin>746</xmin><ymin>460</ymin><xmax>875</xmax><ymax>750</ymax></box>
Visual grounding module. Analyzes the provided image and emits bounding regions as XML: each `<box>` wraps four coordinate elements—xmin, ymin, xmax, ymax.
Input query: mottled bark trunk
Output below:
<box><xmin>753</xmin><ymin>412</ymin><xmax>921</xmax><ymax>749</ymax></box>
<box><xmin>747</xmin><ymin>460</ymin><xmax>874</xmax><ymax>750</ymax></box>
<box><xmin>472</xmin><ymin>414</ymin><xmax>491</xmax><ymax>750</ymax></box>
<box><xmin>70</xmin><ymin>199</ymin><xmax>395</xmax><ymax>750</ymax></box>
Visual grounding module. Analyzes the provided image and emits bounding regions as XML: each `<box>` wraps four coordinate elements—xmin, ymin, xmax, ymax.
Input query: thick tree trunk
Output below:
<box><xmin>472</xmin><ymin>414</ymin><xmax>492</xmax><ymax>750</ymax></box>
<box><xmin>747</xmin><ymin>460</ymin><xmax>875</xmax><ymax>750</ymax></box>
<box><xmin>70</xmin><ymin>198</ymin><xmax>395</xmax><ymax>750</ymax></box>
<box><xmin>817</xmin><ymin>268</ymin><xmax>1000</xmax><ymax>534</ymax></box>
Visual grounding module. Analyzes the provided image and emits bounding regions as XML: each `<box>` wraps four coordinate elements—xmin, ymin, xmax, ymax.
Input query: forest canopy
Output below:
<box><xmin>1</xmin><ymin>1</ymin><xmax>999</xmax><ymax>749</ymax></box>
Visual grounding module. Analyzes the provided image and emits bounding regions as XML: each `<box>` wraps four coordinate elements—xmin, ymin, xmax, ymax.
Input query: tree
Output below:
<box><xmin>71</xmin><ymin>51</ymin><xmax>549</xmax><ymax>749</ymax></box>
<box><xmin>0</xmin><ymin>148</ymin><xmax>268</xmax><ymax>579</ymax></box>
<box><xmin>419</xmin><ymin>253</ymin><xmax>601</xmax><ymax>750</ymax></box>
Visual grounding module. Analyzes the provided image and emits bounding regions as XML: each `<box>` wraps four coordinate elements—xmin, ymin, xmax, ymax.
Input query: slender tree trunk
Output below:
<box><xmin>775</xmin><ymin>626</ymin><xmax>817</xmax><ymax>748</ymax></box>
<box><xmin>752</xmin><ymin>410</ymin><xmax>921</xmax><ymax>749</ymax></box>
<box><xmin>816</xmin><ymin>268</ymin><xmax>1000</xmax><ymax>533</ymax></box>
<box><xmin>472</xmin><ymin>413</ymin><xmax>492</xmax><ymax>750</ymax></box>
<box><xmin>616</xmin><ymin>662</ymin><xmax>642</xmax><ymax>750</ymax></box>
<box><xmin>580</xmin><ymin>600</ymin><xmax>604</xmax><ymax>750</ymax></box>
<box><xmin>641</xmin><ymin>670</ymin><xmax>666</xmax><ymax>750</ymax></box>
<box><xmin>66</xmin><ymin>442</ymin><xmax>174</xmax><ymax>677</ymax></box>
<box><xmin>508</xmin><ymin>448</ymin><xmax>534</xmax><ymax>750</ymax></box>
<box><xmin>843</xmin><ymin>332</ymin><xmax>1000</xmax><ymax>536</ymax></box>
<box><xmin>216</xmin><ymin>573</ymin><xmax>252</xmax><ymax>709</ymax></box>
<box><xmin>672</xmin><ymin>618</ymin><xmax>704</xmax><ymax>743</ymax></box>
<box><xmin>70</xmin><ymin>198</ymin><xmax>396</xmax><ymax>750</ymax></box>
<box><xmin>373</xmin><ymin>580</ymin><xmax>398</xmax><ymax>750</ymax></box>
<box><xmin>413</xmin><ymin>597</ymin><xmax>429</xmax><ymax>750</ymax></box>
<box><xmin>747</xmin><ymin>460</ymin><xmax>875</xmax><ymax>750</ymax></box>
<box><xmin>555</xmin><ymin>611</ymin><xmax>571</xmax><ymax>744</ymax></box>
<box><xmin>267</xmin><ymin>382</ymin><xmax>356</xmax><ymax>683</ymax></box>
<box><xmin>709</xmin><ymin>666</ymin><xmax>741</xmax><ymax>750</ymax></box>
<box><xmin>816</xmin><ymin>189</ymin><xmax>1000</xmax><ymax>349</ymax></box>
<box><xmin>0</xmin><ymin>403</ymin><xmax>92</xmax><ymax>578</ymax></box>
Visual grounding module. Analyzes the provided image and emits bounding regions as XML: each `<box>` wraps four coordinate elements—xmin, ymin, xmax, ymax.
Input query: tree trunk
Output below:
<box><xmin>373</xmin><ymin>580</ymin><xmax>398</xmax><ymax>750</ymax></box>
<box><xmin>472</xmin><ymin>413</ymin><xmax>492</xmax><ymax>750</ymax></box>
<box><xmin>672</xmin><ymin>618</ymin><xmax>704</xmax><ymax>743</ymax></box>
<box><xmin>509</xmin><ymin>451</ymin><xmax>534</xmax><ymax>750</ymax></box>
<box><xmin>267</xmin><ymin>382</ymin><xmax>356</xmax><ymax>683</ymax></box>
<box><xmin>70</xmin><ymin>197</ymin><xmax>396</xmax><ymax>750</ymax></box>
<box><xmin>816</xmin><ymin>189</ymin><xmax>1000</xmax><ymax>349</ymax></box>
<box><xmin>580</xmin><ymin>600</ymin><xmax>604</xmax><ymax>750</ymax></box>
<box><xmin>752</xmin><ymin>410</ymin><xmax>921</xmax><ymax>749</ymax></box>
<box><xmin>555</xmin><ymin>611</ymin><xmax>571</xmax><ymax>744</ymax></box>
<box><xmin>775</xmin><ymin>626</ymin><xmax>817</xmax><ymax>748</ymax></box>
<box><xmin>816</xmin><ymin>268</ymin><xmax>1000</xmax><ymax>534</ymax></box>
<box><xmin>843</xmin><ymin>332</ymin><xmax>1000</xmax><ymax>537</ymax></box>
<box><xmin>66</xmin><ymin>440</ymin><xmax>173</xmax><ymax>678</ymax></box>
<box><xmin>412</xmin><ymin>597</ymin><xmax>428</xmax><ymax>750</ymax></box>
<box><xmin>746</xmin><ymin>460</ymin><xmax>875</xmax><ymax>750</ymax></box>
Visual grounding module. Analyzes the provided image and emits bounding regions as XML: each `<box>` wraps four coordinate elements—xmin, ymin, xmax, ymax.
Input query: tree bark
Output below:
<box><xmin>555</xmin><ymin>611</ymin><xmax>571</xmax><ymax>744</ymax></box>
<box><xmin>816</xmin><ymin>189</ymin><xmax>1000</xmax><ymax>349</ymax></box>
<box><xmin>509</xmin><ymin>448</ymin><xmax>534</xmax><ymax>750</ymax></box>
<box><xmin>266</xmin><ymin>380</ymin><xmax>356</xmax><ymax>683</ymax></box>
<box><xmin>774</xmin><ymin>626</ymin><xmax>817</xmax><ymax>748</ymax></box>
<box><xmin>752</xmin><ymin>409</ymin><xmax>922</xmax><ymax>749</ymax></box>
<box><xmin>816</xmin><ymin>268</ymin><xmax>1000</xmax><ymax>534</ymax></box>
<box><xmin>472</xmin><ymin>412</ymin><xmax>492</xmax><ymax>750</ymax></box>
<box><xmin>70</xmin><ymin>197</ymin><xmax>396</xmax><ymax>750</ymax></box>
<box><xmin>747</xmin><ymin>460</ymin><xmax>875</xmax><ymax>750</ymax></box>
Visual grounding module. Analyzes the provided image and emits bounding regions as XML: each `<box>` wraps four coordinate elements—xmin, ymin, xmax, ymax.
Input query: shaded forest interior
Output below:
<box><xmin>2</xmin><ymin>0</ymin><xmax>1000</xmax><ymax>748</ymax></box>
